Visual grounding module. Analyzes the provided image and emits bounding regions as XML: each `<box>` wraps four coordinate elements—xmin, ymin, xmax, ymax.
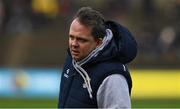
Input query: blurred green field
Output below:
<box><xmin>0</xmin><ymin>98</ymin><xmax>58</xmax><ymax>108</ymax></box>
<box><xmin>132</xmin><ymin>99</ymin><xmax>180</xmax><ymax>108</ymax></box>
<box><xmin>0</xmin><ymin>98</ymin><xmax>180</xmax><ymax>108</ymax></box>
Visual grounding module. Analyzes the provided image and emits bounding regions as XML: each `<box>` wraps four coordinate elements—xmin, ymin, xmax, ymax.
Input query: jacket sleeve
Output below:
<box><xmin>97</xmin><ymin>74</ymin><xmax>131</xmax><ymax>108</ymax></box>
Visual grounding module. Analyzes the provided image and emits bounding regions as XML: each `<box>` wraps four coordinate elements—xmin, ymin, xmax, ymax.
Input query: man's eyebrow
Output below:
<box><xmin>77</xmin><ymin>37</ymin><xmax>88</xmax><ymax>41</ymax></box>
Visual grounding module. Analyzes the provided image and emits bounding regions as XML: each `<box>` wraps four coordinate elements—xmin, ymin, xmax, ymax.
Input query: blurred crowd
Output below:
<box><xmin>0</xmin><ymin>0</ymin><xmax>180</xmax><ymax>68</ymax></box>
<box><xmin>0</xmin><ymin>0</ymin><xmax>59</xmax><ymax>35</ymax></box>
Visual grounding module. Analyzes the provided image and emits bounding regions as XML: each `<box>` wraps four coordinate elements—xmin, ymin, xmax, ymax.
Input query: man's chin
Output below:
<box><xmin>72</xmin><ymin>56</ymin><xmax>80</xmax><ymax>61</ymax></box>
<box><xmin>73</xmin><ymin>56</ymin><xmax>85</xmax><ymax>62</ymax></box>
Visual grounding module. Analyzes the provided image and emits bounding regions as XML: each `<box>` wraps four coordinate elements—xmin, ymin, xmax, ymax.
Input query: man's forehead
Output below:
<box><xmin>70</xmin><ymin>19</ymin><xmax>92</xmax><ymax>37</ymax></box>
<box><xmin>71</xmin><ymin>19</ymin><xmax>91</xmax><ymax>31</ymax></box>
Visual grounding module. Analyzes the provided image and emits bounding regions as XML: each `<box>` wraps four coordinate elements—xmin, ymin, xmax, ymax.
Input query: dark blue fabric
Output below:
<box><xmin>58</xmin><ymin>21</ymin><xmax>137</xmax><ymax>108</ymax></box>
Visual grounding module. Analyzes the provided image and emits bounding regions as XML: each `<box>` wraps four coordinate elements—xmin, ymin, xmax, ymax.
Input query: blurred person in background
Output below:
<box><xmin>58</xmin><ymin>7</ymin><xmax>137</xmax><ymax>108</ymax></box>
<box><xmin>0</xmin><ymin>0</ymin><xmax>4</xmax><ymax>34</ymax></box>
<box><xmin>1</xmin><ymin>0</ymin><xmax>32</xmax><ymax>35</ymax></box>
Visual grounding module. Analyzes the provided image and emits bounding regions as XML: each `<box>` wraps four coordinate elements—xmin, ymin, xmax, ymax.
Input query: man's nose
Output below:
<box><xmin>71</xmin><ymin>39</ymin><xmax>79</xmax><ymax>47</ymax></box>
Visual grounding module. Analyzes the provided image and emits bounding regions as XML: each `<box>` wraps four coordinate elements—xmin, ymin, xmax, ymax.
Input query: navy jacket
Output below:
<box><xmin>58</xmin><ymin>21</ymin><xmax>137</xmax><ymax>108</ymax></box>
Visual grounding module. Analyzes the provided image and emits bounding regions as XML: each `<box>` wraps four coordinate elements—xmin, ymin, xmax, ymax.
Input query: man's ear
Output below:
<box><xmin>96</xmin><ymin>38</ymin><xmax>103</xmax><ymax>47</ymax></box>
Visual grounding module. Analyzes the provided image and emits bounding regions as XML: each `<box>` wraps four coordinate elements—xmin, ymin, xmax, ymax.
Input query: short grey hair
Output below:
<box><xmin>74</xmin><ymin>7</ymin><xmax>106</xmax><ymax>39</ymax></box>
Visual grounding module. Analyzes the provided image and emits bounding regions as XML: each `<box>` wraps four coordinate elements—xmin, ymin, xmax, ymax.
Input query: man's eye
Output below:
<box><xmin>79</xmin><ymin>38</ymin><xmax>87</xmax><ymax>43</ymax></box>
<box><xmin>69</xmin><ymin>36</ymin><xmax>74</xmax><ymax>40</ymax></box>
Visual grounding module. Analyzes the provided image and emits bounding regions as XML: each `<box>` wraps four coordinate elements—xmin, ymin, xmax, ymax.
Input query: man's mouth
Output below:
<box><xmin>71</xmin><ymin>50</ymin><xmax>79</xmax><ymax>55</ymax></box>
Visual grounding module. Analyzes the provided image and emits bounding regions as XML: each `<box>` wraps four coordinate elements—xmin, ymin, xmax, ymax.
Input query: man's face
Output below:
<box><xmin>69</xmin><ymin>18</ymin><xmax>102</xmax><ymax>61</ymax></box>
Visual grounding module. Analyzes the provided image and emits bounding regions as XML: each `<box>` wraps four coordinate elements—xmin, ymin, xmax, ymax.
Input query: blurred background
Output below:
<box><xmin>0</xmin><ymin>0</ymin><xmax>180</xmax><ymax>108</ymax></box>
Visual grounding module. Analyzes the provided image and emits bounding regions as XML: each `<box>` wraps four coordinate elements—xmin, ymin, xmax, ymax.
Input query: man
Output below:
<box><xmin>58</xmin><ymin>7</ymin><xmax>137</xmax><ymax>108</ymax></box>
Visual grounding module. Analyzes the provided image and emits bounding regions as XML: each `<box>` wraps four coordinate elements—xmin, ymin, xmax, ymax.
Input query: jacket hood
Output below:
<box><xmin>92</xmin><ymin>20</ymin><xmax>137</xmax><ymax>64</ymax></box>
